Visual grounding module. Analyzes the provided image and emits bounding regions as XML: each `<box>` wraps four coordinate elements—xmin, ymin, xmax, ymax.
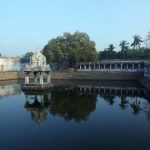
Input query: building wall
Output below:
<box><xmin>0</xmin><ymin>57</ymin><xmax>20</xmax><ymax>71</ymax></box>
<box><xmin>77</xmin><ymin>60</ymin><xmax>145</xmax><ymax>73</ymax></box>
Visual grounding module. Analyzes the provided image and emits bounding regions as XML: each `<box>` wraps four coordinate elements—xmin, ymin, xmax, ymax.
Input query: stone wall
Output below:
<box><xmin>0</xmin><ymin>71</ymin><xmax>144</xmax><ymax>81</ymax></box>
<box><xmin>51</xmin><ymin>71</ymin><xmax>143</xmax><ymax>81</ymax></box>
<box><xmin>0</xmin><ymin>72</ymin><xmax>23</xmax><ymax>81</ymax></box>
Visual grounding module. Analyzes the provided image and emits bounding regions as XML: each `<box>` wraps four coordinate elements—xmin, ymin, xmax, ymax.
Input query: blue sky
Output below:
<box><xmin>0</xmin><ymin>0</ymin><xmax>150</xmax><ymax>56</ymax></box>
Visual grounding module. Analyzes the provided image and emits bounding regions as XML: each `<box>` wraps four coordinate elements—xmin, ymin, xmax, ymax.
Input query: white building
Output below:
<box><xmin>30</xmin><ymin>51</ymin><xmax>47</xmax><ymax>67</ymax></box>
<box><xmin>0</xmin><ymin>56</ymin><xmax>21</xmax><ymax>71</ymax></box>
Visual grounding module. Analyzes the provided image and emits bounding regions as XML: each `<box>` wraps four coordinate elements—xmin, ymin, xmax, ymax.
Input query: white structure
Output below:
<box><xmin>144</xmin><ymin>60</ymin><xmax>150</xmax><ymax>76</ymax></box>
<box><xmin>0</xmin><ymin>56</ymin><xmax>20</xmax><ymax>71</ymax></box>
<box><xmin>30</xmin><ymin>51</ymin><xmax>47</xmax><ymax>67</ymax></box>
<box><xmin>23</xmin><ymin>51</ymin><xmax>51</xmax><ymax>88</ymax></box>
<box><xmin>77</xmin><ymin>60</ymin><xmax>145</xmax><ymax>72</ymax></box>
<box><xmin>77</xmin><ymin>60</ymin><xmax>150</xmax><ymax>77</ymax></box>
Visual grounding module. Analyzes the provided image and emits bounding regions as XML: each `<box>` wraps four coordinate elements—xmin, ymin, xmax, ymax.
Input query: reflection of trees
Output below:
<box><xmin>24</xmin><ymin>94</ymin><xmax>51</xmax><ymax>124</ymax></box>
<box><xmin>119</xmin><ymin>96</ymin><xmax>128</xmax><ymax>110</ymax></box>
<box><xmin>103</xmin><ymin>95</ymin><xmax>115</xmax><ymax>105</ymax></box>
<box><xmin>130</xmin><ymin>98</ymin><xmax>142</xmax><ymax>114</ymax></box>
<box><xmin>49</xmin><ymin>87</ymin><xmax>97</xmax><ymax>122</ymax></box>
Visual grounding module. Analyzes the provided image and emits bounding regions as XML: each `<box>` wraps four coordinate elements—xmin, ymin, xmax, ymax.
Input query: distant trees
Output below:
<box><xmin>131</xmin><ymin>35</ymin><xmax>143</xmax><ymax>50</ymax></box>
<box><xmin>20</xmin><ymin>52</ymin><xmax>33</xmax><ymax>63</ymax></box>
<box><xmin>21</xmin><ymin>31</ymin><xmax>150</xmax><ymax>66</ymax></box>
<box><xmin>99</xmin><ymin>32</ymin><xmax>150</xmax><ymax>60</ymax></box>
<box><xmin>43</xmin><ymin>31</ymin><xmax>98</xmax><ymax>67</ymax></box>
<box><xmin>119</xmin><ymin>40</ymin><xmax>129</xmax><ymax>59</ymax></box>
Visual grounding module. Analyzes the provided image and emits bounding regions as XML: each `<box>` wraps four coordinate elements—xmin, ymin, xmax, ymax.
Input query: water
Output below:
<box><xmin>0</xmin><ymin>80</ymin><xmax>150</xmax><ymax>150</ymax></box>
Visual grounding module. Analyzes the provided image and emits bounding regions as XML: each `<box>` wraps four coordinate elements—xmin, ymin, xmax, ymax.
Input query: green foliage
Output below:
<box><xmin>99</xmin><ymin>33</ymin><xmax>150</xmax><ymax>60</ymax></box>
<box><xmin>131</xmin><ymin>35</ymin><xmax>143</xmax><ymax>50</ymax></box>
<box><xmin>43</xmin><ymin>31</ymin><xmax>98</xmax><ymax>66</ymax></box>
<box><xmin>119</xmin><ymin>40</ymin><xmax>129</xmax><ymax>59</ymax></box>
<box><xmin>21</xmin><ymin>51</ymin><xmax>33</xmax><ymax>63</ymax></box>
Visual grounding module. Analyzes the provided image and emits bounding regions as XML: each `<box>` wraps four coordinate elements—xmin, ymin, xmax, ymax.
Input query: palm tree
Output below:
<box><xmin>119</xmin><ymin>40</ymin><xmax>129</xmax><ymax>59</ymax></box>
<box><xmin>131</xmin><ymin>35</ymin><xmax>143</xmax><ymax>50</ymax></box>
<box><xmin>106</xmin><ymin>44</ymin><xmax>116</xmax><ymax>59</ymax></box>
<box><xmin>107</xmin><ymin>44</ymin><xmax>115</xmax><ymax>52</ymax></box>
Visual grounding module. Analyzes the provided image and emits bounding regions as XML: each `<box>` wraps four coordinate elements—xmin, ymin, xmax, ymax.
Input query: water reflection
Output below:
<box><xmin>130</xmin><ymin>98</ymin><xmax>142</xmax><ymax>114</ymax></box>
<box><xmin>24</xmin><ymin>91</ymin><xmax>51</xmax><ymax>124</ymax></box>
<box><xmin>21</xmin><ymin>80</ymin><xmax>150</xmax><ymax>124</ymax></box>
<box><xmin>50</xmin><ymin>86</ymin><xmax>97</xmax><ymax>122</ymax></box>
<box><xmin>119</xmin><ymin>96</ymin><xmax>129</xmax><ymax>110</ymax></box>
<box><xmin>0</xmin><ymin>80</ymin><xmax>21</xmax><ymax>99</ymax></box>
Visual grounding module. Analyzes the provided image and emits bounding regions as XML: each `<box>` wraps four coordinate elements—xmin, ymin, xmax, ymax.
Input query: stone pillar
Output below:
<box><xmin>40</xmin><ymin>73</ymin><xmax>43</xmax><ymax>84</ymax></box>
<box><xmin>121</xmin><ymin>64</ymin><xmax>123</xmax><ymax>70</ymax></box>
<box><xmin>47</xmin><ymin>72</ymin><xmax>51</xmax><ymax>83</ymax></box>
<box><xmin>104</xmin><ymin>64</ymin><xmax>106</xmax><ymax>70</ymax></box>
<box><xmin>93</xmin><ymin>64</ymin><xmax>95</xmax><ymax>71</ymax></box>
<box><xmin>127</xmin><ymin>64</ymin><xmax>128</xmax><ymax>70</ymax></box>
<box><xmin>89</xmin><ymin>64</ymin><xmax>91</xmax><ymax>71</ymax></box>
<box><xmin>99</xmin><ymin>64</ymin><xmax>100</xmax><ymax>71</ymax></box>
<box><xmin>132</xmin><ymin>64</ymin><xmax>134</xmax><ymax>71</ymax></box>
<box><xmin>79</xmin><ymin>65</ymin><xmax>81</xmax><ymax>70</ymax></box>
<box><xmin>115</xmin><ymin>64</ymin><xmax>117</xmax><ymax>71</ymax></box>
<box><xmin>25</xmin><ymin>74</ymin><xmax>29</xmax><ymax>84</ymax></box>
<box><xmin>84</xmin><ymin>64</ymin><xmax>86</xmax><ymax>70</ymax></box>
<box><xmin>138</xmin><ymin>64</ymin><xmax>140</xmax><ymax>71</ymax></box>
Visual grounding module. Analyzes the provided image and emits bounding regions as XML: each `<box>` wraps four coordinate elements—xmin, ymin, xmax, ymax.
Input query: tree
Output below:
<box><xmin>43</xmin><ymin>31</ymin><xmax>98</xmax><ymax>67</ymax></box>
<box><xmin>105</xmin><ymin>44</ymin><xmax>116</xmax><ymax>59</ymax></box>
<box><xmin>119</xmin><ymin>40</ymin><xmax>129</xmax><ymax>59</ymax></box>
<box><xmin>21</xmin><ymin>52</ymin><xmax>33</xmax><ymax>63</ymax></box>
<box><xmin>131</xmin><ymin>35</ymin><xmax>143</xmax><ymax>50</ymax></box>
<box><xmin>145</xmin><ymin>31</ymin><xmax>150</xmax><ymax>48</ymax></box>
<box><xmin>107</xmin><ymin>44</ymin><xmax>115</xmax><ymax>51</ymax></box>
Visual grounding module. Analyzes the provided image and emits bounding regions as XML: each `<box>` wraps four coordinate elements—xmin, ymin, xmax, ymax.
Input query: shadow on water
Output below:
<box><xmin>23</xmin><ymin>88</ymin><xmax>97</xmax><ymax>123</ymax></box>
<box><xmin>1</xmin><ymin>80</ymin><xmax>150</xmax><ymax>124</ymax></box>
<box><xmin>21</xmin><ymin>80</ymin><xmax>150</xmax><ymax>124</ymax></box>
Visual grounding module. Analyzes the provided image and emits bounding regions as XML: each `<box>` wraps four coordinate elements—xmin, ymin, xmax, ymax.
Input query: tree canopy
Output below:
<box><xmin>20</xmin><ymin>52</ymin><xmax>33</xmax><ymax>63</ymax></box>
<box><xmin>43</xmin><ymin>31</ymin><xmax>98</xmax><ymax>67</ymax></box>
<box><xmin>99</xmin><ymin>32</ymin><xmax>150</xmax><ymax>60</ymax></box>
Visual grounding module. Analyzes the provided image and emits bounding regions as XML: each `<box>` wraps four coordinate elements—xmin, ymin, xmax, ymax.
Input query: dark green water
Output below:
<box><xmin>0</xmin><ymin>80</ymin><xmax>150</xmax><ymax>150</ymax></box>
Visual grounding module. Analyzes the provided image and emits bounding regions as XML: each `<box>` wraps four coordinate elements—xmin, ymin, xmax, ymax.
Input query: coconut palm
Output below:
<box><xmin>107</xmin><ymin>44</ymin><xmax>115</xmax><ymax>52</ymax></box>
<box><xmin>105</xmin><ymin>44</ymin><xmax>116</xmax><ymax>59</ymax></box>
<box><xmin>119</xmin><ymin>40</ymin><xmax>129</xmax><ymax>58</ymax></box>
<box><xmin>131</xmin><ymin>35</ymin><xmax>143</xmax><ymax>50</ymax></box>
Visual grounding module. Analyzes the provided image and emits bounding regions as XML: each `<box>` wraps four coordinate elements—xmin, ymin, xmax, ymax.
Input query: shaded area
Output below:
<box><xmin>50</xmin><ymin>86</ymin><xmax>97</xmax><ymax>122</ymax></box>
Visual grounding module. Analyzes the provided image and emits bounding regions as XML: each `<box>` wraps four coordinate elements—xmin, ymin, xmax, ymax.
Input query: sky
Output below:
<box><xmin>0</xmin><ymin>0</ymin><xmax>150</xmax><ymax>57</ymax></box>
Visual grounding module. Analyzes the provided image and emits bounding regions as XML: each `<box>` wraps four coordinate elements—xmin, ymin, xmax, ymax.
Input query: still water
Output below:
<box><xmin>0</xmin><ymin>80</ymin><xmax>150</xmax><ymax>150</ymax></box>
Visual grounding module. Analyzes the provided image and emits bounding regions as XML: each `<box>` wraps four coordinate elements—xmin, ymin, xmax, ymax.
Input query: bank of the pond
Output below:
<box><xmin>0</xmin><ymin>72</ymin><xmax>23</xmax><ymax>81</ymax></box>
<box><xmin>51</xmin><ymin>71</ymin><xmax>143</xmax><ymax>81</ymax></box>
<box><xmin>0</xmin><ymin>71</ymin><xmax>145</xmax><ymax>81</ymax></box>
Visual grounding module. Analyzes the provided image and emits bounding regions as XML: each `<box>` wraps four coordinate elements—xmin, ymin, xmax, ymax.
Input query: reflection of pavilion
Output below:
<box><xmin>24</xmin><ymin>91</ymin><xmax>51</xmax><ymax>124</ymax></box>
<box><xmin>23</xmin><ymin>81</ymin><xmax>150</xmax><ymax>123</ymax></box>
